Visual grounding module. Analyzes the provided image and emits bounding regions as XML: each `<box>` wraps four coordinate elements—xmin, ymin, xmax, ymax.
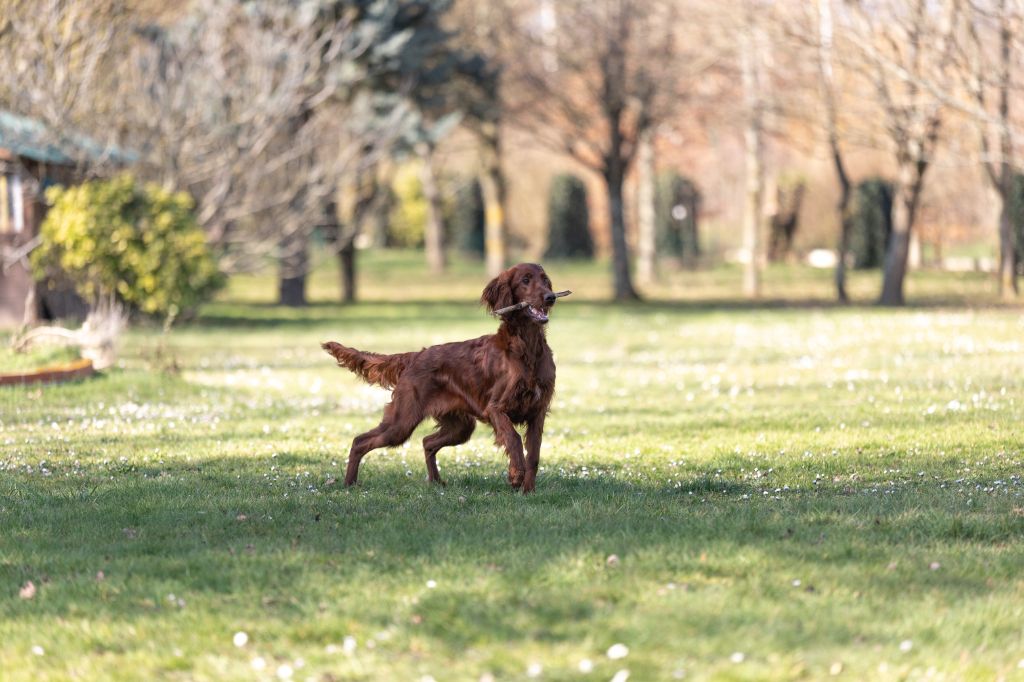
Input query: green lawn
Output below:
<box><xmin>2</xmin><ymin>253</ymin><xmax>1024</xmax><ymax>680</ymax></box>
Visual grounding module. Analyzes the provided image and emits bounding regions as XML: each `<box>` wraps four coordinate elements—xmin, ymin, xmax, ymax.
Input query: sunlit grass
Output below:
<box><xmin>2</xmin><ymin>253</ymin><xmax>1023</xmax><ymax>680</ymax></box>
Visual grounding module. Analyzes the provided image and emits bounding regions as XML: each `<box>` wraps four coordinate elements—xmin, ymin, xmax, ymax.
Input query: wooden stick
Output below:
<box><xmin>492</xmin><ymin>290</ymin><xmax>572</xmax><ymax>316</ymax></box>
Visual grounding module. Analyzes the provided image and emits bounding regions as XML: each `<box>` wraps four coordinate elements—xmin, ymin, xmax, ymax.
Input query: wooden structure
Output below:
<box><xmin>0</xmin><ymin>111</ymin><xmax>133</xmax><ymax>327</ymax></box>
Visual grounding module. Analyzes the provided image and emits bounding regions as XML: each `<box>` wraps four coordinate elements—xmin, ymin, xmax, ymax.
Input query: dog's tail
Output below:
<box><xmin>321</xmin><ymin>341</ymin><xmax>413</xmax><ymax>390</ymax></box>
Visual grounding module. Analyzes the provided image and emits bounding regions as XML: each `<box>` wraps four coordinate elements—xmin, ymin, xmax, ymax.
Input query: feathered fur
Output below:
<box><xmin>321</xmin><ymin>341</ymin><xmax>413</xmax><ymax>390</ymax></box>
<box><xmin>321</xmin><ymin>263</ymin><xmax>562</xmax><ymax>493</ymax></box>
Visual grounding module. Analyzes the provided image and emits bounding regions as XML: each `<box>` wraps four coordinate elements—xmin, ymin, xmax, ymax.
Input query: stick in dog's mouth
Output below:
<box><xmin>492</xmin><ymin>290</ymin><xmax>572</xmax><ymax>317</ymax></box>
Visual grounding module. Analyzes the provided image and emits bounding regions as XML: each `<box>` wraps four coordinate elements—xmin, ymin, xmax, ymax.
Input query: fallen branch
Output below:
<box><xmin>12</xmin><ymin>299</ymin><xmax>127</xmax><ymax>369</ymax></box>
<box><xmin>492</xmin><ymin>290</ymin><xmax>572</xmax><ymax>316</ymax></box>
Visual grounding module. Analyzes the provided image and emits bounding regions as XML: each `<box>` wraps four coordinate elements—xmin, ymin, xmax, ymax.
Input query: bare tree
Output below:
<box><xmin>0</xmin><ymin>0</ymin><xmax>125</xmax><ymax>146</ymax></box>
<box><xmin>418</xmin><ymin>141</ymin><xmax>446</xmax><ymax>274</ymax></box>
<box><xmin>815</xmin><ymin>0</ymin><xmax>855</xmax><ymax>303</ymax></box>
<box><xmin>740</xmin><ymin>3</ymin><xmax>769</xmax><ymax>298</ymax></box>
<box><xmin>449</xmin><ymin>0</ymin><xmax>513</xmax><ymax>278</ymax></box>
<box><xmin>507</xmin><ymin>0</ymin><xmax>682</xmax><ymax>300</ymax></box>
<box><xmin>965</xmin><ymin>0</ymin><xmax>1021</xmax><ymax>299</ymax></box>
<box><xmin>635</xmin><ymin>126</ymin><xmax>657</xmax><ymax>285</ymax></box>
<box><xmin>844</xmin><ymin>0</ymin><xmax>960</xmax><ymax>306</ymax></box>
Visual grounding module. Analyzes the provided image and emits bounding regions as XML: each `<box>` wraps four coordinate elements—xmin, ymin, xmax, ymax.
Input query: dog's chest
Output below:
<box><xmin>510</xmin><ymin>370</ymin><xmax>554</xmax><ymax>418</ymax></box>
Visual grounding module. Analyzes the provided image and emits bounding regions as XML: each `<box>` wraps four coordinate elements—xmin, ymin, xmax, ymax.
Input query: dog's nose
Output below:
<box><xmin>544</xmin><ymin>293</ymin><xmax>556</xmax><ymax>305</ymax></box>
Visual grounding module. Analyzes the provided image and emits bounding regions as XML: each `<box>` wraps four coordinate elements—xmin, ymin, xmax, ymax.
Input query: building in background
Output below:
<box><xmin>0</xmin><ymin>111</ymin><xmax>134</xmax><ymax>327</ymax></box>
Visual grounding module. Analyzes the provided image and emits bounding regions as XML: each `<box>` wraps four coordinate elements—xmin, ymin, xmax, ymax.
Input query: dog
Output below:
<box><xmin>322</xmin><ymin>263</ymin><xmax>566</xmax><ymax>493</ymax></box>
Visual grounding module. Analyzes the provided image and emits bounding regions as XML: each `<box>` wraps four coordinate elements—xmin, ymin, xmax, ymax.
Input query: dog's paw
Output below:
<box><xmin>508</xmin><ymin>468</ymin><xmax>525</xmax><ymax>489</ymax></box>
<box><xmin>521</xmin><ymin>471</ymin><xmax>536</xmax><ymax>494</ymax></box>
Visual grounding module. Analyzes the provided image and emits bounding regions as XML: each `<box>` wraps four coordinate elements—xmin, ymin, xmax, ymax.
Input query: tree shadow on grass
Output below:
<box><xmin>192</xmin><ymin>295</ymin><xmax>1022</xmax><ymax>331</ymax></box>
<box><xmin>2</xmin><ymin>456</ymin><xmax>1022</xmax><ymax>672</ymax></box>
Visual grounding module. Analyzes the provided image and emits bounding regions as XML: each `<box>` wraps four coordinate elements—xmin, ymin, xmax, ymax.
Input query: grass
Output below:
<box><xmin>2</xmin><ymin>252</ymin><xmax>1024</xmax><ymax>681</ymax></box>
<box><xmin>0</xmin><ymin>344</ymin><xmax>80</xmax><ymax>373</ymax></box>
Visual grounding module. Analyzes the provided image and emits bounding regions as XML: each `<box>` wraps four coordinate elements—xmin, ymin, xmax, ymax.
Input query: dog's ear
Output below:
<box><xmin>481</xmin><ymin>270</ymin><xmax>514</xmax><ymax>313</ymax></box>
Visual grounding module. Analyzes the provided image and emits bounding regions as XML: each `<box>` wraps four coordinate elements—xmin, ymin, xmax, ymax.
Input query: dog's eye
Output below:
<box><xmin>522</xmin><ymin>275</ymin><xmax>531</xmax><ymax>284</ymax></box>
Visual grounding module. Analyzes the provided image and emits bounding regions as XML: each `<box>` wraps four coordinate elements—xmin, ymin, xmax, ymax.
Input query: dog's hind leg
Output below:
<box><xmin>422</xmin><ymin>413</ymin><xmax>475</xmax><ymax>485</ymax></box>
<box><xmin>344</xmin><ymin>391</ymin><xmax>423</xmax><ymax>486</ymax></box>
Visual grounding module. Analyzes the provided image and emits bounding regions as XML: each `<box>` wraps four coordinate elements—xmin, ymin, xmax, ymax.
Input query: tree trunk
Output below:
<box><xmin>605</xmin><ymin>163</ymin><xmax>640</xmax><ymax>301</ymax></box>
<box><xmin>278</xmin><ymin>231</ymin><xmax>308</xmax><ymax>307</ymax></box>
<box><xmin>419</xmin><ymin>144</ymin><xmax>446</xmax><ymax>274</ymax></box>
<box><xmin>334</xmin><ymin>159</ymin><xmax>378</xmax><ymax>303</ymax></box>
<box><xmin>818</xmin><ymin>0</ymin><xmax>852</xmax><ymax>303</ymax></box>
<box><xmin>479</xmin><ymin>122</ymin><xmax>506</xmax><ymax>277</ymax></box>
<box><xmin>635</xmin><ymin>127</ymin><xmax>656</xmax><ymax>286</ymax></box>
<box><xmin>835</xmin><ymin>206</ymin><xmax>853</xmax><ymax>304</ymax></box>
<box><xmin>997</xmin><ymin>190</ymin><xmax>1018</xmax><ymax>298</ymax></box>
<box><xmin>339</xmin><ymin>238</ymin><xmax>356</xmax><ymax>303</ymax></box>
<box><xmin>22</xmin><ymin>284</ymin><xmax>39</xmax><ymax>326</ymax></box>
<box><xmin>831</xmin><ymin>146</ymin><xmax>853</xmax><ymax>303</ymax></box>
<box><xmin>879</xmin><ymin>173</ymin><xmax>919</xmax><ymax>306</ymax></box>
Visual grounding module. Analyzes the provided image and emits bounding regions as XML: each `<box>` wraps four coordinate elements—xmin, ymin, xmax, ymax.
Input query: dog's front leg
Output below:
<box><xmin>488</xmin><ymin>409</ymin><xmax>527</xmax><ymax>489</ymax></box>
<box><xmin>522</xmin><ymin>413</ymin><xmax>545</xmax><ymax>494</ymax></box>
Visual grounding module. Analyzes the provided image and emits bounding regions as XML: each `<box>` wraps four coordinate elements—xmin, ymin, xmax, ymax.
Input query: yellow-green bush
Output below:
<box><xmin>388</xmin><ymin>162</ymin><xmax>426</xmax><ymax>248</ymax></box>
<box><xmin>32</xmin><ymin>174</ymin><xmax>223</xmax><ymax>321</ymax></box>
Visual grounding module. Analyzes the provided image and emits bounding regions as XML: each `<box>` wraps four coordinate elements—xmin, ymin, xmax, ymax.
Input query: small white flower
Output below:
<box><xmin>899</xmin><ymin>639</ymin><xmax>913</xmax><ymax>652</ymax></box>
<box><xmin>791</xmin><ymin>579</ymin><xmax>801</xmax><ymax>587</ymax></box>
<box><xmin>31</xmin><ymin>645</ymin><xmax>44</xmax><ymax>656</ymax></box>
<box><xmin>730</xmin><ymin>652</ymin><xmax>745</xmax><ymax>664</ymax></box>
<box><xmin>578</xmin><ymin>658</ymin><xmax>594</xmax><ymax>673</ymax></box>
<box><xmin>343</xmin><ymin>635</ymin><xmax>357</xmax><ymax>654</ymax></box>
<box><xmin>233</xmin><ymin>631</ymin><xmax>249</xmax><ymax>648</ymax></box>
<box><xmin>251</xmin><ymin>656</ymin><xmax>267</xmax><ymax>671</ymax></box>
<box><xmin>610</xmin><ymin>670</ymin><xmax>630</xmax><ymax>682</ymax></box>
<box><xmin>276</xmin><ymin>663</ymin><xmax>294</xmax><ymax>679</ymax></box>
<box><xmin>526</xmin><ymin>661</ymin><xmax>543</xmax><ymax>677</ymax></box>
<box><xmin>419</xmin><ymin>676</ymin><xmax>437</xmax><ymax>682</ymax></box>
<box><xmin>829</xmin><ymin>662</ymin><xmax>843</xmax><ymax>676</ymax></box>
<box><xmin>426</xmin><ymin>579</ymin><xmax>437</xmax><ymax>589</ymax></box>
<box><xmin>606</xmin><ymin>643</ymin><xmax>629</xmax><ymax>660</ymax></box>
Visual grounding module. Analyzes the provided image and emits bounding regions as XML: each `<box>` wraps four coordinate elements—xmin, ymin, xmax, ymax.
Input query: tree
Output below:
<box><xmin>635</xmin><ymin>127</ymin><xmax>657</xmax><ymax>284</ymax></box>
<box><xmin>127</xmin><ymin>0</ymin><xmax>461</xmax><ymax>305</ymax></box>
<box><xmin>506</xmin><ymin>0</ymin><xmax>683</xmax><ymax>300</ymax></box>
<box><xmin>740</xmin><ymin>2</ymin><xmax>768</xmax><ymax>298</ymax></box>
<box><xmin>449</xmin><ymin>1</ymin><xmax>510</xmax><ymax>277</ymax></box>
<box><xmin>0</xmin><ymin>0</ymin><xmax>130</xmax><ymax>155</ymax></box>
<box><xmin>844</xmin><ymin>0</ymin><xmax>960</xmax><ymax>306</ymax></box>
<box><xmin>767</xmin><ymin>175</ymin><xmax>806</xmax><ymax>263</ymax></box>
<box><xmin>965</xmin><ymin>0</ymin><xmax>1020</xmax><ymax>299</ymax></box>
<box><xmin>815</xmin><ymin>0</ymin><xmax>855</xmax><ymax>302</ymax></box>
<box><xmin>128</xmin><ymin>1</ymin><xmax>369</xmax><ymax>307</ymax></box>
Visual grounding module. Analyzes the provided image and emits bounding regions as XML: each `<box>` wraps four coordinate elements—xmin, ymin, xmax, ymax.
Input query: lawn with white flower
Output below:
<box><xmin>3</xmin><ymin>253</ymin><xmax>1024</xmax><ymax>680</ymax></box>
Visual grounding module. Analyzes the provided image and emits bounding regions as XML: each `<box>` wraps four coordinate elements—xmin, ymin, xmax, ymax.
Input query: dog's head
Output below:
<box><xmin>481</xmin><ymin>263</ymin><xmax>558</xmax><ymax>324</ymax></box>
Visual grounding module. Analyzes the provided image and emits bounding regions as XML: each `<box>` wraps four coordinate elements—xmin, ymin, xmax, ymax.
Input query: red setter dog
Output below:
<box><xmin>322</xmin><ymin>263</ymin><xmax>563</xmax><ymax>493</ymax></box>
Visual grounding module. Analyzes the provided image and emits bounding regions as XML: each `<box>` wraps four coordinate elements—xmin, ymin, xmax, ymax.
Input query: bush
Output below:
<box><xmin>655</xmin><ymin>173</ymin><xmax>700</xmax><ymax>264</ymax></box>
<box><xmin>450</xmin><ymin>178</ymin><xmax>485</xmax><ymax>258</ymax></box>
<box><xmin>849</xmin><ymin>177</ymin><xmax>893</xmax><ymax>269</ymax></box>
<box><xmin>388</xmin><ymin>162</ymin><xmax>426</xmax><ymax>248</ymax></box>
<box><xmin>1009</xmin><ymin>173</ymin><xmax>1024</xmax><ymax>271</ymax></box>
<box><xmin>545</xmin><ymin>174</ymin><xmax>593</xmax><ymax>259</ymax></box>
<box><xmin>32</xmin><ymin>174</ymin><xmax>223</xmax><ymax>321</ymax></box>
